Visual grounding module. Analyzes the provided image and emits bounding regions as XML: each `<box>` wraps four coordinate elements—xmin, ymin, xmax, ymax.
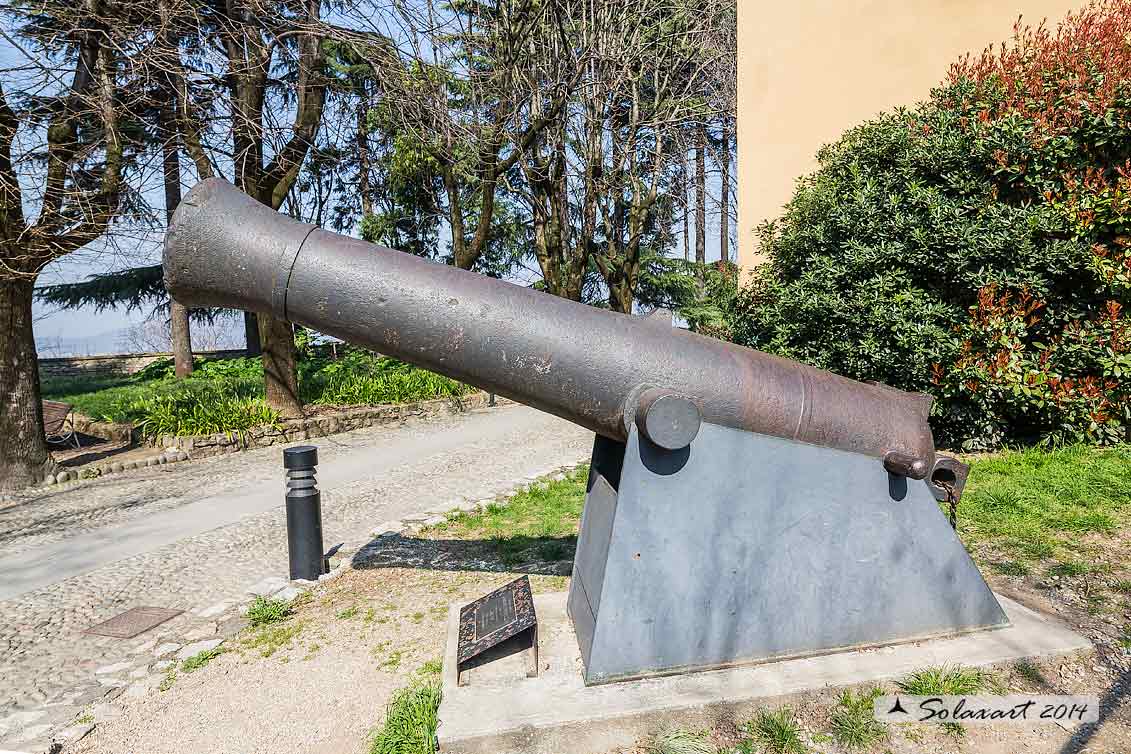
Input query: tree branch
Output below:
<box><xmin>33</xmin><ymin>0</ymin><xmax>106</xmax><ymax>236</ymax></box>
<box><xmin>262</xmin><ymin>3</ymin><xmax>328</xmax><ymax>209</ymax></box>
<box><xmin>34</xmin><ymin>47</ymin><xmax>124</xmax><ymax>263</ymax></box>
<box><xmin>0</xmin><ymin>83</ymin><xmax>24</xmax><ymax>247</ymax></box>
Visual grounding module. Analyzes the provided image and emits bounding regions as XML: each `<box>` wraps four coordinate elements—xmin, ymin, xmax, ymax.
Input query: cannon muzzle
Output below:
<box><xmin>165</xmin><ymin>178</ymin><xmax>939</xmax><ymax>476</ymax></box>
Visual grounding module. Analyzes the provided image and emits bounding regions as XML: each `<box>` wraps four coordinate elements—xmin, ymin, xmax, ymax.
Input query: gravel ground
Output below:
<box><xmin>70</xmin><ymin>541</ymin><xmax>571</xmax><ymax>754</ymax></box>
<box><xmin>0</xmin><ymin>403</ymin><xmax>590</xmax><ymax>750</ymax></box>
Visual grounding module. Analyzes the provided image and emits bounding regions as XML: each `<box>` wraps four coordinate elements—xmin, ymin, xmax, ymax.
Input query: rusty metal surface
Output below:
<box><xmin>165</xmin><ymin>178</ymin><xmax>938</xmax><ymax>470</ymax></box>
<box><xmin>84</xmin><ymin>607</ymin><xmax>182</xmax><ymax>639</ymax></box>
<box><xmin>928</xmin><ymin>456</ymin><xmax>970</xmax><ymax>502</ymax></box>
<box><xmin>882</xmin><ymin>451</ymin><xmax>929</xmax><ymax>480</ymax></box>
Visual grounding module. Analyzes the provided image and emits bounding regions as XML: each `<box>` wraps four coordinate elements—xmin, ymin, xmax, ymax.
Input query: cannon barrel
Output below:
<box><xmin>164</xmin><ymin>179</ymin><xmax>937</xmax><ymax>476</ymax></box>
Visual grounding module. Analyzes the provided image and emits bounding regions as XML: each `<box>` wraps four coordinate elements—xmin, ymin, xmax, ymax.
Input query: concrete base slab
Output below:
<box><xmin>437</xmin><ymin>591</ymin><xmax>1091</xmax><ymax>754</ymax></box>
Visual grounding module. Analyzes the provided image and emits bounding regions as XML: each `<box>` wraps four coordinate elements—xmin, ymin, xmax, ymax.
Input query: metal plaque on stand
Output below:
<box><xmin>457</xmin><ymin>576</ymin><xmax>538</xmax><ymax>684</ymax></box>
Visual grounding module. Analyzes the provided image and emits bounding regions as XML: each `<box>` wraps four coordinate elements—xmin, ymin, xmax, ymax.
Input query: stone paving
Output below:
<box><xmin>0</xmin><ymin>404</ymin><xmax>591</xmax><ymax>752</ymax></box>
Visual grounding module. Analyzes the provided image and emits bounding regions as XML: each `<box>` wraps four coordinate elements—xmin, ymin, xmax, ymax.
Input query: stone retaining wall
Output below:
<box><xmin>73</xmin><ymin>415</ymin><xmax>135</xmax><ymax>444</ymax></box>
<box><xmin>151</xmin><ymin>391</ymin><xmax>509</xmax><ymax>458</ymax></box>
<box><xmin>39</xmin><ymin>349</ymin><xmax>248</xmax><ymax>380</ymax></box>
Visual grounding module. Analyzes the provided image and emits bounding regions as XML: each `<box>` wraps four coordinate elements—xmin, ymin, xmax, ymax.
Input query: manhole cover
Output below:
<box><xmin>84</xmin><ymin>607</ymin><xmax>183</xmax><ymax>638</ymax></box>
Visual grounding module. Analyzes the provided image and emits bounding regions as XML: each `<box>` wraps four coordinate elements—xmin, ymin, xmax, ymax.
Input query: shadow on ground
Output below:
<box><xmin>351</xmin><ymin>532</ymin><xmax>576</xmax><ymax>577</ymax></box>
<box><xmin>1059</xmin><ymin>665</ymin><xmax>1130</xmax><ymax>753</ymax></box>
<box><xmin>50</xmin><ymin>432</ymin><xmax>134</xmax><ymax>467</ymax></box>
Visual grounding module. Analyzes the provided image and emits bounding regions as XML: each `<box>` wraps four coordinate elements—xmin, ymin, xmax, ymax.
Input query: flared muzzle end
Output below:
<box><xmin>163</xmin><ymin>178</ymin><xmax>315</xmax><ymax>317</ymax></box>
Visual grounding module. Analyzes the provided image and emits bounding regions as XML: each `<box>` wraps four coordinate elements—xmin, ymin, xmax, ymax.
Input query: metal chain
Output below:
<box><xmin>940</xmin><ymin>480</ymin><xmax>958</xmax><ymax>530</ymax></box>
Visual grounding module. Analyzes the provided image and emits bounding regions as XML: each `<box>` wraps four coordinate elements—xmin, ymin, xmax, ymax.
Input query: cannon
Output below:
<box><xmin>165</xmin><ymin>178</ymin><xmax>1007</xmax><ymax>684</ymax></box>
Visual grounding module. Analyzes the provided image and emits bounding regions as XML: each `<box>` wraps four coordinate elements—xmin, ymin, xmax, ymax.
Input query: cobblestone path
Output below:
<box><xmin>0</xmin><ymin>404</ymin><xmax>590</xmax><ymax>749</ymax></box>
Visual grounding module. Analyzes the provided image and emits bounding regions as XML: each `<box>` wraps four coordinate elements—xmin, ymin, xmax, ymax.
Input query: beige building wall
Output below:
<box><xmin>736</xmin><ymin>0</ymin><xmax>1085</xmax><ymax>270</ymax></box>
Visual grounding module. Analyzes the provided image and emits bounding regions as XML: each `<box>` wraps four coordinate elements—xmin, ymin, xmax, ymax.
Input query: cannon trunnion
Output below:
<box><xmin>164</xmin><ymin>179</ymin><xmax>1007</xmax><ymax>684</ymax></box>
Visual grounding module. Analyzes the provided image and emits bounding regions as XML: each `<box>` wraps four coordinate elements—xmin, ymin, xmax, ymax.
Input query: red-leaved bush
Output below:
<box><xmin>730</xmin><ymin>0</ymin><xmax>1131</xmax><ymax>449</ymax></box>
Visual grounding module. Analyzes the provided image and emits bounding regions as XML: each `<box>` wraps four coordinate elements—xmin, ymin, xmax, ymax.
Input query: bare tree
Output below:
<box><xmin>218</xmin><ymin>1</ymin><xmax>326</xmax><ymax>415</ymax></box>
<box><xmin>719</xmin><ymin>116</ymin><xmax>730</xmax><ymax>264</ymax></box>
<box><xmin>159</xmin><ymin>105</ymin><xmax>193</xmax><ymax>376</ymax></box>
<box><xmin>581</xmin><ymin>0</ymin><xmax>723</xmax><ymax>312</ymax></box>
<box><xmin>151</xmin><ymin>0</ymin><xmax>350</xmax><ymax>416</ymax></box>
<box><xmin>695</xmin><ymin>121</ymin><xmax>707</xmax><ymax>269</ymax></box>
<box><xmin>680</xmin><ymin>152</ymin><xmax>690</xmax><ymax>261</ymax></box>
<box><xmin>706</xmin><ymin>0</ymin><xmax>736</xmax><ymax>266</ymax></box>
<box><xmin>499</xmin><ymin>0</ymin><xmax>727</xmax><ymax>310</ymax></box>
<box><xmin>378</xmin><ymin>0</ymin><xmax>580</xmax><ymax>272</ymax></box>
<box><xmin>118</xmin><ymin>315</ymin><xmax>173</xmax><ymax>353</ymax></box>
<box><xmin>157</xmin><ymin>0</ymin><xmax>193</xmax><ymax>377</ymax></box>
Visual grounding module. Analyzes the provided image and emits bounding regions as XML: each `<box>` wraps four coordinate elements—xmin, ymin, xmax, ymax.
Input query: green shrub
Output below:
<box><xmin>310</xmin><ymin>369</ymin><xmax>470</xmax><ymax>407</ymax></box>
<box><xmin>302</xmin><ymin>352</ymin><xmax>470</xmax><ymax>406</ymax></box>
<box><xmin>742</xmin><ymin>708</ymin><xmax>807</xmax><ymax>754</ymax></box>
<box><xmin>897</xmin><ymin>665</ymin><xmax>989</xmax><ymax>696</ymax></box>
<box><xmin>829</xmin><ymin>687</ymin><xmax>886</xmax><ymax>749</ymax></box>
<box><xmin>727</xmin><ymin>0</ymin><xmax>1131</xmax><ymax>450</ymax></box>
<box><xmin>45</xmin><ymin>348</ymin><xmax>470</xmax><ymax>434</ymax></box>
<box><xmin>127</xmin><ymin>389</ymin><xmax>280</xmax><ymax>438</ymax></box>
<box><xmin>897</xmin><ymin>666</ymin><xmax>993</xmax><ymax>737</ymax></box>
<box><xmin>131</xmin><ymin>355</ymin><xmax>263</xmax><ymax>383</ymax></box>
<box><xmin>45</xmin><ymin>355</ymin><xmax>266</xmax><ymax>424</ymax></box>
<box><xmin>636</xmin><ymin>254</ymin><xmax>739</xmax><ymax>336</ymax></box>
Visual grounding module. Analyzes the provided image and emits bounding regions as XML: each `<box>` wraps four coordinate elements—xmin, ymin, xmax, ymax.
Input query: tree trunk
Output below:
<box><xmin>0</xmin><ymin>277</ymin><xmax>54</xmax><ymax>490</ymax></box>
<box><xmin>680</xmin><ymin>152</ymin><xmax>689</xmax><ymax>262</ymax></box>
<box><xmin>258</xmin><ymin>313</ymin><xmax>302</xmax><ymax>417</ymax></box>
<box><xmin>161</xmin><ymin>106</ymin><xmax>193</xmax><ymax>378</ymax></box>
<box><xmin>719</xmin><ymin>118</ymin><xmax>730</xmax><ymax>265</ymax></box>
<box><xmin>608</xmin><ymin>278</ymin><xmax>633</xmax><ymax>314</ymax></box>
<box><xmin>255</xmin><ymin>187</ymin><xmax>301</xmax><ymax>417</ymax></box>
<box><xmin>695</xmin><ymin>122</ymin><xmax>707</xmax><ymax>267</ymax></box>
<box><xmin>170</xmin><ymin>302</ymin><xmax>193</xmax><ymax>377</ymax></box>
<box><xmin>244</xmin><ymin>311</ymin><xmax>262</xmax><ymax>356</ymax></box>
<box><xmin>559</xmin><ymin>270</ymin><xmax>584</xmax><ymax>302</ymax></box>
<box><xmin>538</xmin><ymin>246</ymin><xmax>586</xmax><ymax>302</ymax></box>
<box><xmin>356</xmin><ymin>99</ymin><xmax>372</xmax><ymax>217</ymax></box>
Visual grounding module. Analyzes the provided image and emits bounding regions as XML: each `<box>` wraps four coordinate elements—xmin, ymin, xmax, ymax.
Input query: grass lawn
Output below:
<box><xmin>41</xmin><ymin>368</ymin><xmax>266</xmax><ymax>428</ymax></box>
<box><xmin>41</xmin><ymin>350</ymin><xmax>471</xmax><ymax>437</ymax></box>
<box><xmin>956</xmin><ymin>444</ymin><xmax>1131</xmax><ymax>577</ymax></box>
<box><xmin>425</xmin><ymin>466</ymin><xmax>589</xmax><ymax>566</ymax></box>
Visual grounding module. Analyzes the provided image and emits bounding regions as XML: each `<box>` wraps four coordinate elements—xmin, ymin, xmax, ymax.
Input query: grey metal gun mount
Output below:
<box><xmin>165</xmin><ymin>179</ymin><xmax>1007</xmax><ymax>684</ymax></box>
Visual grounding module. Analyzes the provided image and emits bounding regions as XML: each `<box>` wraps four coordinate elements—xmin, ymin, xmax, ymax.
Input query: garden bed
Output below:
<box><xmin>150</xmin><ymin>391</ymin><xmax>506</xmax><ymax>459</ymax></box>
<box><xmin>43</xmin><ymin>350</ymin><xmax>480</xmax><ymax>449</ymax></box>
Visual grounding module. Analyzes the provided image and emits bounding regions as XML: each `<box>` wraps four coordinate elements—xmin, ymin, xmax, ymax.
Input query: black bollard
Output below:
<box><xmin>283</xmin><ymin>445</ymin><xmax>326</xmax><ymax>581</ymax></box>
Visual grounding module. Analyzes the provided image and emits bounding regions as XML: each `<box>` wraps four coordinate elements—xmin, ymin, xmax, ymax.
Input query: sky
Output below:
<box><xmin>33</xmin><ymin>240</ymin><xmax>166</xmax><ymax>357</ymax></box>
